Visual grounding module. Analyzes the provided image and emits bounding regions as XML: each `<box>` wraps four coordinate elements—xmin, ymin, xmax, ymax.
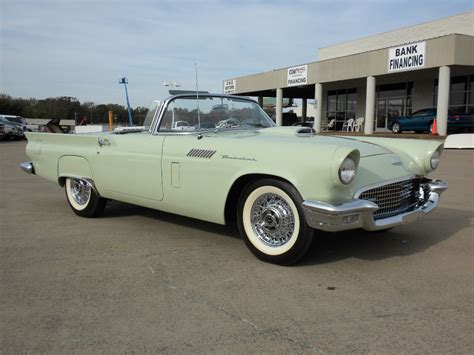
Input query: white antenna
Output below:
<box><xmin>194</xmin><ymin>62</ymin><xmax>201</xmax><ymax>128</ymax></box>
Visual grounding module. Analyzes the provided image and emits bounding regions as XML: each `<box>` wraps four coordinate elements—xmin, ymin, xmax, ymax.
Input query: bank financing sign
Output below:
<box><xmin>287</xmin><ymin>65</ymin><xmax>308</xmax><ymax>87</ymax></box>
<box><xmin>223</xmin><ymin>79</ymin><xmax>236</xmax><ymax>94</ymax></box>
<box><xmin>388</xmin><ymin>41</ymin><xmax>426</xmax><ymax>72</ymax></box>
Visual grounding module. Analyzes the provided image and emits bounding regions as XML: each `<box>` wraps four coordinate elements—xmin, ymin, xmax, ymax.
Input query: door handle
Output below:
<box><xmin>98</xmin><ymin>137</ymin><xmax>111</xmax><ymax>146</ymax></box>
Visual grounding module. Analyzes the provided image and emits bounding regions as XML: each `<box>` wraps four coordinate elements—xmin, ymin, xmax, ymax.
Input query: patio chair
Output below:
<box><xmin>323</xmin><ymin>118</ymin><xmax>335</xmax><ymax>132</ymax></box>
<box><xmin>354</xmin><ymin>117</ymin><xmax>365</xmax><ymax>132</ymax></box>
<box><xmin>342</xmin><ymin>118</ymin><xmax>355</xmax><ymax>132</ymax></box>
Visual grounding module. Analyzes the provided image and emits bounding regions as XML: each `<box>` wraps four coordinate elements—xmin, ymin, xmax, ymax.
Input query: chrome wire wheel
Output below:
<box><xmin>241</xmin><ymin>184</ymin><xmax>301</xmax><ymax>257</ymax></box>
<box><xmin>251</xmin><ymin>193</ymin><xmax>295</xmax><ymax>248</ymax></box>
<box><xmin>238</xmin><ymin>179</ymin><xmax>314</xmax><ymax>265</ymax></box>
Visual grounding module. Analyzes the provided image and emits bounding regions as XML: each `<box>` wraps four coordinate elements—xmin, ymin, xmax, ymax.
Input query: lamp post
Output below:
<box><xmin>119</xmin><ymin>77</ymin><xmax>133</xmax><ymax>126</ymax></box>
<box><xmin>164</xmin><ymin>81</ymin><xmax>181</xmax><ymax>93</ymax></box>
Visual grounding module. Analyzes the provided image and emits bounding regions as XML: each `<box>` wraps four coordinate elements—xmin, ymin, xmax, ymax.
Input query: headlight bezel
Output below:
<box><xmin>430</xmin><ymin>150</ymin><xmax>441</xmax><ymax>170</ymax></box>
<box><xmin>339</xmin><ymin>153</ymin><xmax>358</xmax><ymax>185</ymax></box>
<box><xmin>331</xmin><ymin>148</ymin><xmax>360</xmax><ymax>187</ymax></box>
<box><xmin>424</xmin><ymin>146</ymin><xmax>443</xmax><ymax>172</ymax></box>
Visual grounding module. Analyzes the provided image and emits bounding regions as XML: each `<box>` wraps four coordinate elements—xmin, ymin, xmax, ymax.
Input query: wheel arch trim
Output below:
<box><xmin>59</xmin><ymin>175</ymin><xmax>100</xmax><ymax>196</ymax></box>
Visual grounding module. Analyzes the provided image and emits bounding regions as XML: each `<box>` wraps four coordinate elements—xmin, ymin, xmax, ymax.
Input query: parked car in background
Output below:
<box><xmin>0</xmin><ymin>117</ymin><xmax>24</xmax><ymax>140</ymax></box>
<box><xmin>21</xmin><ymin>94</ymin><xmax>447</xmax><ymax>265</ymax></box>
<box><xmin>391</xmin><ymin>108</ymin><xmax>474</xmax><ymax>134</ymax></box>
<box><xmin>0</xmin><ymin>114</ymin><xmax>28</xmax><ymax>131</ymax></box>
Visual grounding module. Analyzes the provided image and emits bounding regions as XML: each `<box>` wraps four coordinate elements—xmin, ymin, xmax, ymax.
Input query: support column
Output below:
<box><xmin>276</xmin><ymin>88</ymin><xmax>283</xmax><ymax>126</ymax></box>
<box><xmin>314</xmin><ymin>83</ymin><xmax>322</xmax><ymax>133</ymax></box>
<box><xmin>364</xmin><ymin>76</ymin><xmax>376</xmax><ymax>135</ymax></box>
<box><xmin>258</xmin><ymin>96</ymin><xmax>263</xmax><ymax>108</ymax></box>
<box><xmin>302</xmin><ymin>98</ymin><xmax>307</xmax><ymax>121</ymax></box>
<box><xmin>436</xmin><ymin>66</ymin><xmax>450</xmax><ymax>136</ymax></box>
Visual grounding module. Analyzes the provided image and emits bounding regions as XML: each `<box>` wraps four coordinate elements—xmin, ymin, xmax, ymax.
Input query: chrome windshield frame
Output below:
<box><xmin>150</xmin><ymin>93</ymin><xmax>274</xmax><ymax>136</ymax></box>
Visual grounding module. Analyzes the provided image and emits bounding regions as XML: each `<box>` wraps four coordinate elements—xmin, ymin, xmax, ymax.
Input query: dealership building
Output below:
<box><xmin>223</xmin><ymin>12</ymin><xmax>474</xmax><ymax>135</ymax></box>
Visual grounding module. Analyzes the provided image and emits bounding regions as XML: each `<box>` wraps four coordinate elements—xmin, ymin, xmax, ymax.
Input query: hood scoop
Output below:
<box><xmin>261</xmin><ymin>126</ymin><xmax>316</xmax><ymax>138</ymax></box>
<box><xmin>295</xmin><ymin>127</ymin><xmax>315</xmax><ymax>136</ymax></box>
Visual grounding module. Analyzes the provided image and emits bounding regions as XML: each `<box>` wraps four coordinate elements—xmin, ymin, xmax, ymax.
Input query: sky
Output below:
<box><xmin>1</xmin><ymin>0</ymin><xmax>473</xmax><ymax>108</ymax></box>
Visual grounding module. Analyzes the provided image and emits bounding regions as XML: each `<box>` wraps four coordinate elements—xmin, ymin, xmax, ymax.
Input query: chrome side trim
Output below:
<box><xmin>20</xmin><ymin>161</ymin><xmax>35</xmax><ymax>174</ymax></box>
<box><xmin>303</xmin><ymin>179</ymin><xmax>447</xmax><ymax>232</ymax></box>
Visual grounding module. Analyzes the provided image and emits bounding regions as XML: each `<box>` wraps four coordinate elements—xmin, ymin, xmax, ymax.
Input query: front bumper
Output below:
<box><xmin>302</xmin><ymin>180</ymin><xmax>448</xmax><ymax>232</ymax></box>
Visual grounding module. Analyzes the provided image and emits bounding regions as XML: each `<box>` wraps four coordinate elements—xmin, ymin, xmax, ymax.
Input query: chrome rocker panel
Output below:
<box><xmin>303</xmin><ymin>180</ymin><xmax>448</xmax><ymax>232</ymax></box>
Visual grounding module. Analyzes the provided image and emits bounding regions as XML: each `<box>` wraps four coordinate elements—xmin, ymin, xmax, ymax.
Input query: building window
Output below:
<box><xmin>433</xmin><ymin>75</ymin><xmax>474</xmax><ymax>114</ymax></box>
<box><xmin>326</xmin><ymin>88</ymin><xmax>357</xmax><ymax>130</ymax></box>
<box><xmin>375</xmin><ymin>82</ymin><xmax>413</xmax><ymax>130</ymax></box>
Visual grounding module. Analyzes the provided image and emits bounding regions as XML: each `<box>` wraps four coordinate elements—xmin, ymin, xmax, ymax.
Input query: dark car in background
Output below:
<box><xmin>391</xmin><ymin>108</ymin><xmax>474</xmax><ymax>134</ymax></box>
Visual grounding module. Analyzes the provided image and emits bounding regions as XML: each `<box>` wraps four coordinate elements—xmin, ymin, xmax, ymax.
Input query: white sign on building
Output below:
<box><xmin>287</xmin><ymin>65</ymin><xmax>308</xmax><ymax>87</ymax></box>
<box><xmin>223</xmin><ymin>79</ymin><xmax>236</xmax><ymax>94</ymax></box>
<box><xmin>388</xmin><ymin>41</ymin><xmax>426</xmax><ymax>72</ymax></box>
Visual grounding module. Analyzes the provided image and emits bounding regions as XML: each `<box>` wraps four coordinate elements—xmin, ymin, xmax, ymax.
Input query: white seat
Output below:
<box><xmin>342</xmin><ymin>118</ymin><xmax>355</xmax><ymax>132</ymax></box>
<box><xmin>325</xmin><ymin>118</ymin><xmax>335</xmax><ymax>131</ymax></box>
<box><xmin>354</xmin><ymin>117</ymin><xmax>364</xmax><ymax>132</ymax></box>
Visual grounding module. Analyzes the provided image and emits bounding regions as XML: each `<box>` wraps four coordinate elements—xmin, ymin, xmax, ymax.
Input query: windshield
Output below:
<box><xmin>143</xmin><ymin>100</ymin><xmax>161</xmax><ymax>129</ymax></box>
<box><xmin>4</xmin><ymin>116</ymin><xmax>24</xmax><ymax>124</ymax></box>
<box><xmin>158</xmin><ymin>96</ymin><xmax>274</xmax><ymax>132</ymax></box>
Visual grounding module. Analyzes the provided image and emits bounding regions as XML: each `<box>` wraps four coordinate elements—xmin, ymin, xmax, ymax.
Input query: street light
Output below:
<box><xmin>164</xmin><ymin>81</ymin><xmax>181</xmax><ymax>92</ymax></box>
<box><xmin>119</xmin><ymin>77</ymin><xmax>133</xmax><ymax>126</ymax></box>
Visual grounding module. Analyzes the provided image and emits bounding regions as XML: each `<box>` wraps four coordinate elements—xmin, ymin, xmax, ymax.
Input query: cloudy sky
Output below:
<box><xmin>1</xmin><ymin>0</ymin><xmax>472</xmax><ymax>107</ymax></box>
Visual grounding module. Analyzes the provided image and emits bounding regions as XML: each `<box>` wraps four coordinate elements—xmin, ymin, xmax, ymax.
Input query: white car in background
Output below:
<box><xmin>0</xmin><ymin>114</ymin><xmax>28</xmax><ymax>131</ymax></box>
<box><xmin>0</xmin><ymin>117</ymin><xmax>24</xmax><ymax>140</ymax></box>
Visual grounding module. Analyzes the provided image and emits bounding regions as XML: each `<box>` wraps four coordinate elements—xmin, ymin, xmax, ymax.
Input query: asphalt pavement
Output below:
<box><xmin>1</xmin><ymin>140</ymin><xmax>473</xmax><ymax>353</ymax></box>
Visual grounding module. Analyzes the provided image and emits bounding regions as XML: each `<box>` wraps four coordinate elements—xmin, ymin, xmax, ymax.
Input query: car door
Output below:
<box><xmin>407</xmin><ymin>109</ymin><xmax>432</xmax><ymax>131</ymax></box>
<box><xmin>92</xmin><ymin>133</ymin><xmax>165</xmax><ymax>201</ymax></box>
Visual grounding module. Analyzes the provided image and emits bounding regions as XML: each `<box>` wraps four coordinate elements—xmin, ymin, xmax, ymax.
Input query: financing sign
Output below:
<box><xmin>287</xmin><ymin>65</ymin><xmax>308</xmax><ymax>87</ymax></box>
<box><xmin>388</xmin><ymin>41</ymin><xmax>426</xmax><ymax>72</ymax></box>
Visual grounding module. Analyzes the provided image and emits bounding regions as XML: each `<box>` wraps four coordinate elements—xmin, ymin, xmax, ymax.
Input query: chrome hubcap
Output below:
<box><xmin>251</xmin><ymin>193</ymin><xmax>295</xmax><ymax>247</ymax></box>
<box><xmin>70</xmin><ymin>179</ymin><xmax>91</xmax><ymax>205</ymax></box>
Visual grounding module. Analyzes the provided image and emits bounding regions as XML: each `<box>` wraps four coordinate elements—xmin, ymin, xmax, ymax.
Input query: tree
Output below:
<box><xmin>0</xmin><ymin>93</ymin><xmax>146</xmax><ymax>125</ymax></box>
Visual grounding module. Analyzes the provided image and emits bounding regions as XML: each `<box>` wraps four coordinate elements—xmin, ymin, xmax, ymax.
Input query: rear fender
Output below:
<box><xmin>57</xmin><ymin>156</ymin><xmax>94</xmax><ymax>186</ymax></box>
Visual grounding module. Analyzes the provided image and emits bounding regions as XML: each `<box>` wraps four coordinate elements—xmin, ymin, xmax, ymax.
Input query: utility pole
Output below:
<box><xmin>119</xmin><ymin>77</ymin><xmax>133</xmax><ymax>126</ymax></box>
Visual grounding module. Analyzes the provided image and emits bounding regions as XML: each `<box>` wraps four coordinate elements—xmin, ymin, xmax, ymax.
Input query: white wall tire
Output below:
<box><xmin>237</xmin><ymin>179</ymin><xmax>313</xmax><ymax>265</ymax></box>
<box><xmin>65</xmin><ymin>177</ymin><xmax>106</xmax><ymax>218</ymax></box>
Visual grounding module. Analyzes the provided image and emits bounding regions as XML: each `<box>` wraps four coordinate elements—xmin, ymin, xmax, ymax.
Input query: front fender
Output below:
<box><xmin>349</xmin><ymin>137</ymin><xmax>444</xmax><ymax>175</ymax></box>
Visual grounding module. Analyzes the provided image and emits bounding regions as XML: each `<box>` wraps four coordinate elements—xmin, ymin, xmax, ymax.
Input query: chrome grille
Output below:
<box><xmin>358</xmin><ymin>179</ymin><xmax>421</xmax><ymax>220</ymax></box>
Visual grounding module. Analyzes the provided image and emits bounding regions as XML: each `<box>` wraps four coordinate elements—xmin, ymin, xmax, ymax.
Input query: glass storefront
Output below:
<box><xmin>433</xmin><ymin>75</ymin><xmax>474</xmax><ymax>114</ymax></box>
<box><xmin>326</xmin><ymin>88</ymin><xmax>357</xmax><ymax>130</ymax></box>
<box><xmin>375</xmin><ymin>82</ymin><xmax>413</xmax><ymax>130</ymax></box>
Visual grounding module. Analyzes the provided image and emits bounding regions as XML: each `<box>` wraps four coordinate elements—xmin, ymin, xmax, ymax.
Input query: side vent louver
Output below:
<box><xmin>187</xmin><ymin>149</ymin><xmax>216</xmax><ymax>159</ymax></box>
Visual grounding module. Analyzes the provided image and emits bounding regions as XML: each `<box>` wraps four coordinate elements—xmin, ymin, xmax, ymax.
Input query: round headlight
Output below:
<box><xmin>430</xmin><ymin>150</ymin><xmax>441</xmax><ymax>170</ymax></box>
<box><xmin>339</xmin><ymin>156</ymin><xmax>357</xmax><ymax>185</ymax></box>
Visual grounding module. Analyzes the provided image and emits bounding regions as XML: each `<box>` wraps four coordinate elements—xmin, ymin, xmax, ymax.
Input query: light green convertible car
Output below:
<box><xmin>21</xmin><ymin>94</ymin><xmax>447</xmax><ymax>265</ymax></box>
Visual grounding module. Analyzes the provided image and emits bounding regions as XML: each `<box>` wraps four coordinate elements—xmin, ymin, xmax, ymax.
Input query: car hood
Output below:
<box><xmin>230</xmin><ymin>126</ymin><xmax>393</xmax><ymax>157</ymax></box>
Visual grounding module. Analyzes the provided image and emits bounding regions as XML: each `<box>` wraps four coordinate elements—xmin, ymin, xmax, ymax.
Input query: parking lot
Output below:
<box><xmin>1</xmin><ymin>140</ymin><xmax>473</xmax><ymax>353</ymax></box>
